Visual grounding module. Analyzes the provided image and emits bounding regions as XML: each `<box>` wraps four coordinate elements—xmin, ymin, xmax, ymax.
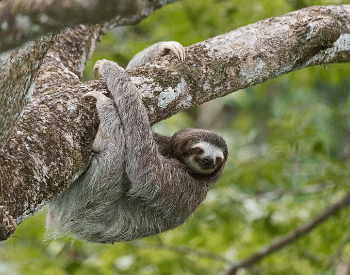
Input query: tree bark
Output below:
<box><xmin>0</xmin><ymin>0</ymin><xmax>179</xmax><ymax>53</ymax></box>
<box><xmin>0</xmin><ymin>34</ymin><xmax>55</xmax><ymax>151</ymax></box>
<box><xmin>0</xmin><ymin>0</ymin><xmax>182</xmax><ymax>240</ymax></box>
<box><xmin>128</xmin><ymin>5</ymin><xmax>350</xmax><ymax>123</ymax></box>
<box><xmin>0</xmin><ymin>5</ymin><xmax>349</xmax><ymax>241</ymax></box>
<box><xmin>0</xmin><ymin>0</ymin><xmax>179</xmax><ymax>150</ymax></box>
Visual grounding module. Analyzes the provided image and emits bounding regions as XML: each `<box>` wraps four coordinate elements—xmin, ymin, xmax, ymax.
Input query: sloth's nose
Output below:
<box><xmin>198</xmin><ymin>156</ymin><xmax>215</xmax><ymax>169</ymax></box>
<box><xmin>202</xmin><ymin>157</ymin><xmax>214</xmax><ymax>165</ymax></box>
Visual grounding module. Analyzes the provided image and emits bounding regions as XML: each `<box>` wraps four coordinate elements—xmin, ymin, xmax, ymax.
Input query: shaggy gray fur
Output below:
<box><xmin>46</xmin><ymin>42</ymin><xmax>228</xmax><ymax>243</ymax></box>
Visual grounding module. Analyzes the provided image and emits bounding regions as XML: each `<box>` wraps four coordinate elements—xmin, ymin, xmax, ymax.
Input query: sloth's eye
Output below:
<box><xmin>194</xmin><ymin>148</ymin><xmax>203</xmax><ymax>154</ymax></box>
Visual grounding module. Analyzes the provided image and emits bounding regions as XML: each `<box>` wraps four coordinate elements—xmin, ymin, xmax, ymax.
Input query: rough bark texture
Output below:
<box><xmin>0</xmin><ymin>0</ymin><xmax>180</xmax><ymax>150</ymax></box>
<box><xmin>128</xmin><ymin>5</ymin><xmax>350</xmax><ymax>123</ymax></box>
<box><xmin>0</xmin><ymin>0</ymin><xmax>180</xmax><ymax>240</ymax></box>
<box><xmin>0</xmin><ymin>26</ymin><xmax>103</xmax><ymax>241</ymax></box>
<box><xmin>0</xmin><ymin>5</ymin><xmax>350</xmax><ymax>241</ymax></box>
<box><xmin>0</xmin><ymin>0</ymin><xmax>179</xmax><ymax>53</ymax></box>
<box><xmin>0</xmin><ymin>35</ymin><xmax>55</xmax><ymax>151</ymax></box>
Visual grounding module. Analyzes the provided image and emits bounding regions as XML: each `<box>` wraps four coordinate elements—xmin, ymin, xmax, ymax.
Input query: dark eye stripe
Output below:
<box><xmin>194</xmin><ymin>148</ymin><xmax>203</xmax><ymax>154</ymax></box>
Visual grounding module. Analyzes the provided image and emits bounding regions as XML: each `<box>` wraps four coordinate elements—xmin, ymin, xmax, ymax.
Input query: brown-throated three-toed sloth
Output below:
<box><xmin>46</xmin><ymin>41</ymin><xmax>228</xmax><ymax>243</ymax></box>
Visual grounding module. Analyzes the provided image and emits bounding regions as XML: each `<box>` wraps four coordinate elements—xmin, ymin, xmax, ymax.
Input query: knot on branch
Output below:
<box><xmin>291</xmin><ymin>15</ymin><xmax>342</xmax><ymax>69</ymax></box>
<box><xmin>0</xmin><ymin>206</ymin><xmax>17</xmax><ymax>241</ymax></box>
<box><xmin>304</xmin><ymin>16</ymin><xmax>342</xmax><ymax>49</ymax></box>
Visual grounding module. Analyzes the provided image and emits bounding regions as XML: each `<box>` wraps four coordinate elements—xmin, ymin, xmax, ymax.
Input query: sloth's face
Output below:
<box><xmin>183</xmin><ymin>142</ymin><xmax>225</xmax><ymax>174</ymax></box>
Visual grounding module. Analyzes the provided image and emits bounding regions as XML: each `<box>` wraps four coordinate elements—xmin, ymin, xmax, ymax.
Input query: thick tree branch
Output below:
<box><xmin>0</xmin><ymin>26</ymin><xmax>103</xmax><ymax>240</ymax></box>
<box><xmin>0</xmin><ymin>34</ymin><xmax>55</xmax><ymax>151</ymax></box>
<box><xmin>0</xmin><ymin>0</ymin><xmax>178</xmax><ymax>149</ymax></box>
<box><xmin>0</xmin><ymin>1</ymin><xmax>180</xmax><ymax>240</ymax></box>
<box><xmin>220</xmin><ymin>192</ymin><xmax>350</xmax><ymax>275</ymax></box>
<box><xmin>0</xmin><ymin>0</ymin><xmax>179</xmax><ymax>53</ymax></box>
<box><xmin>83</xmin><ymin>6</ymin><xmax>350</xmax><ymax>125</ymax></box>
<box><xmin>126</xmin><ymin>5</ymin><xmax>350</xmax><ymax>123</ymax></box>
<box><xmin>0</xmin><ymin>5</ymin><xmax>349</xmax><ymax>240</ymax></box>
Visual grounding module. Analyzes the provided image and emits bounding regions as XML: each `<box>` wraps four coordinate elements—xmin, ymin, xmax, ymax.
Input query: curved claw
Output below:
<box><xmin>160</xmin><ymin>41</ymin><xmax>186</xmax><ymax>61</ymax></box>
<box><xmin>93</xmin><ymin>59</ymin><xmax>109</xmax><ymax>79</ymax></box>
<box><xmin>93</xmin><ymin>60</ymin><xmax>102</xmax><ymax>79</ymax></box>
<box><xmin>83</xmin><ymin>91</ymin><xmax>108</xmax><ymax>101</ymax></box>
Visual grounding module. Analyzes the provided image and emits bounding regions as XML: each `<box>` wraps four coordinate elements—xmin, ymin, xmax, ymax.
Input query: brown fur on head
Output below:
<box><xmin>169</xmin><ymin>128</ymin><xmax>228</xmax><ymax>178</ymax></box>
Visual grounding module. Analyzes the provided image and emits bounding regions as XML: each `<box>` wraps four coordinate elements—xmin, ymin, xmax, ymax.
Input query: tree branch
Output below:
<box><xmin>126</xmin><ymin>5</ymin><xmax>350</xmax><ymax>123</ymax></box>
<box><xmin>0</xmin><ymin>34</ymin><xmax>55</xmax><ymax>151</ymax></box>
<box><xmin>220</xmin><ymin>192</ymin><xmax>350</xmax><ymax>275</ymax></box>
<box><xmin>0</xmin><ymin>0</ymin><xmax>180</xmax><ymax>53</ymax></box>
<box><xmin>0</xmin><ymin>5</ymin><xmax>349</xmax><ymax>240</ymax></box>
<box><xmin>0</xmin><ymin>0</ymin><xmax>181</xmax><ymax>240</ymax></box>
<box><xmin>0</xmin><ymin>0</ymin><xmax>180</xmax><ymax>150</ymax></box>
<box><xmin>83</xmin><ymin>4</ymin><xmax>350</xmax><ymax>125</ymax></box>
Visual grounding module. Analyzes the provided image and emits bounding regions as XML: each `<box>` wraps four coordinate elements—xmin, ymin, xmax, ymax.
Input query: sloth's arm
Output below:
<box><xmin>126</xmin><ymin>41</ymin><xmax>185</xmax><ymax>70</ymax></box>
<box><xmin>96</xmin><ymin>60</ymin><xmax>205</xmax><ymax>219</ymax></box>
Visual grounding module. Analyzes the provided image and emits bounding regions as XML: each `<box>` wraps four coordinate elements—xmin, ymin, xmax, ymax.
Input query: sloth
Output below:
<box><xmin>46</xmin><ymin>41</ymin><xmax>228</xmax><ymax>243</ymax></box>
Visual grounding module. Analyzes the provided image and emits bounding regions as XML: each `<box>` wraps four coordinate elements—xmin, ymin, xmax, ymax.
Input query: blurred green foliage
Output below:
<box><xmin>2</xmin><ymin>0</ymin><xmax>350</xmax><ymax>274</ymax></box>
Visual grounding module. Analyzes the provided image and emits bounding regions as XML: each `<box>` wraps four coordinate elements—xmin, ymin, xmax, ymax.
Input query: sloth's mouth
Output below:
<box><xmin>196</xmin><ymin>156</ymin><xmax>216</xmax><ymax>170</ymax></box>
<box><xmin>183</xmin><ymin>155</ymin><xmax>218</xmax><ymax>175</ymax></box>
